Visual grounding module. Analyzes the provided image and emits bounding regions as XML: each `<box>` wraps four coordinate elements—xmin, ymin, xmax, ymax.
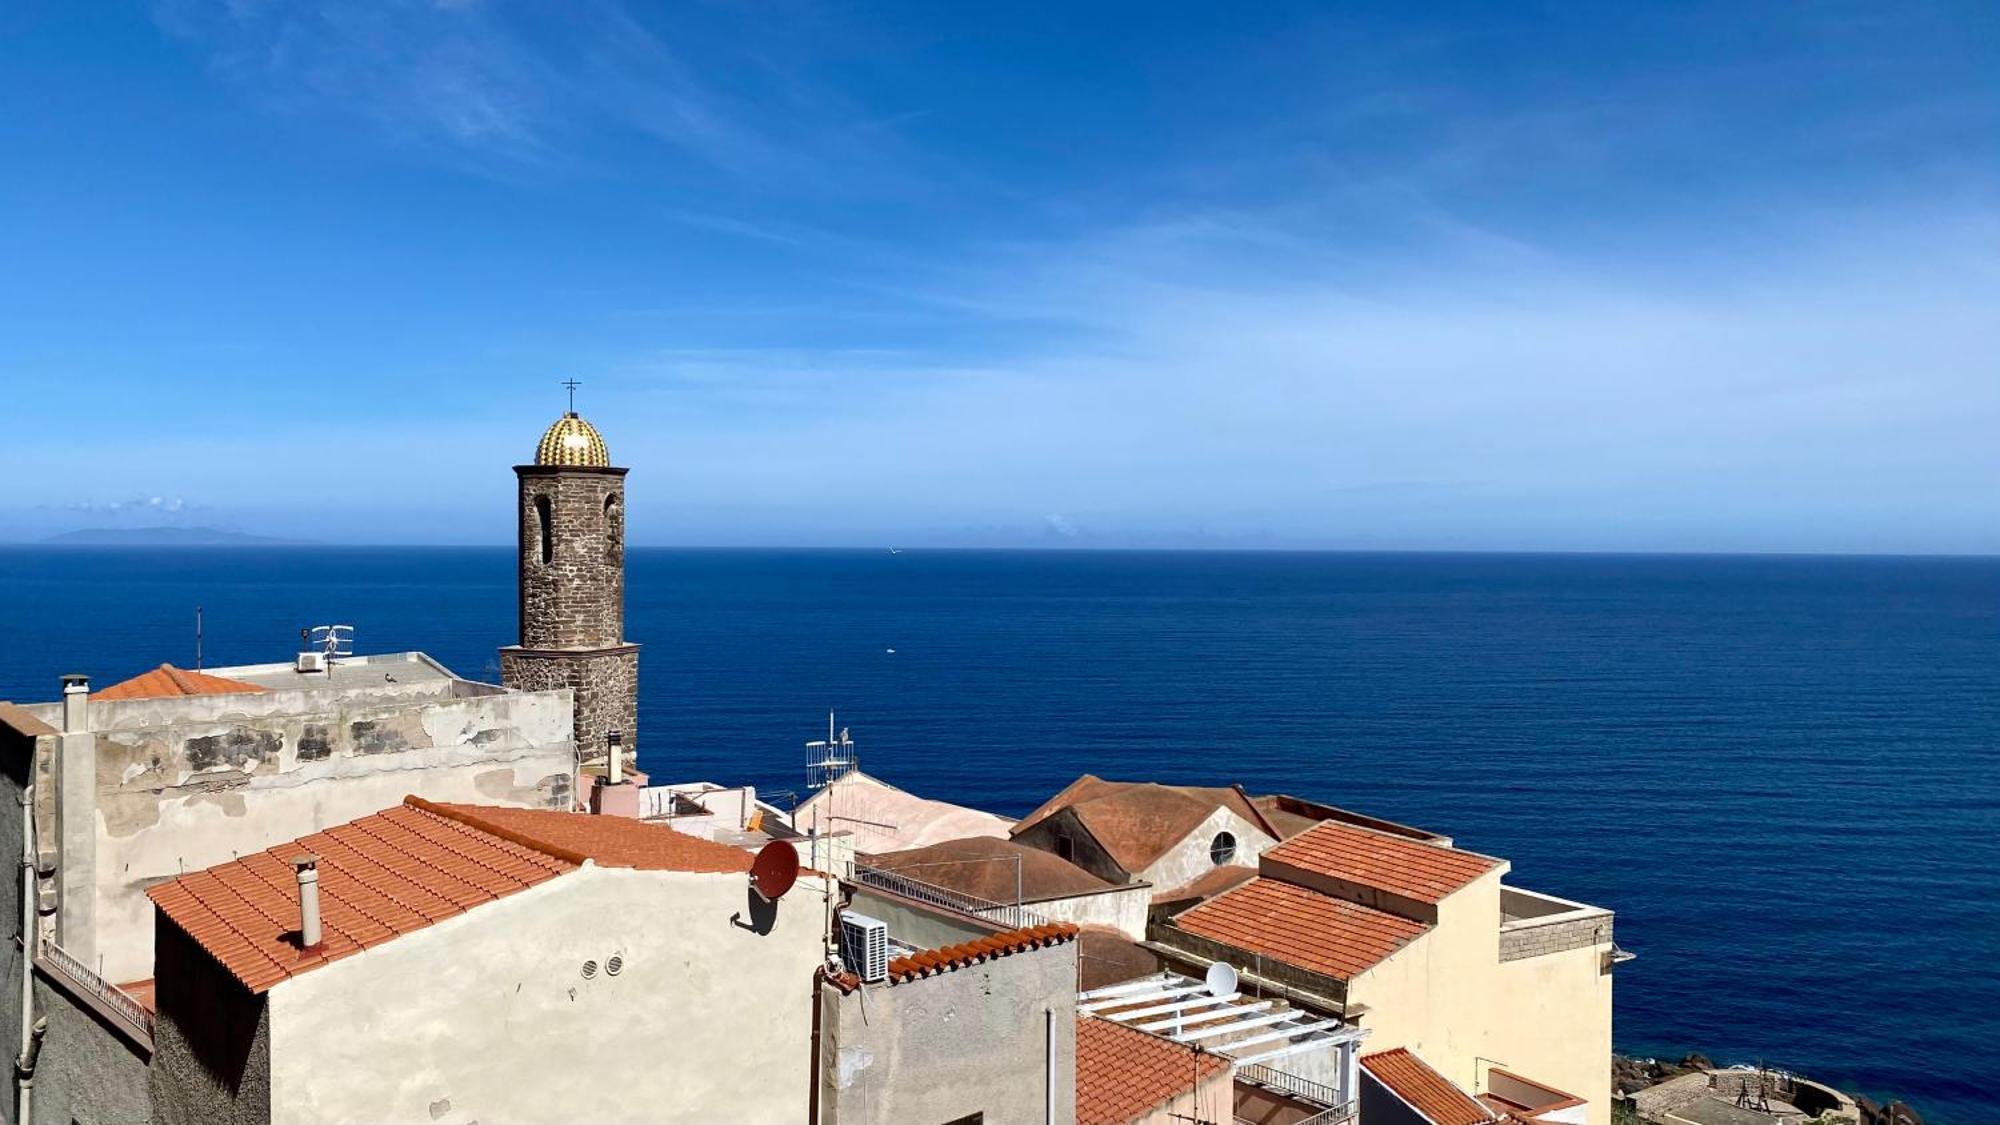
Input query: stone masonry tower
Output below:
<box><xmin>499</xmin><ymin>407</ymin><xmax>638</xmax><ymax>788</ymax></box>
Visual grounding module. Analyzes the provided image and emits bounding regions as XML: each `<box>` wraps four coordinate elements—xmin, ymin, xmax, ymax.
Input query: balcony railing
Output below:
<box><xmin>851</xmin><ymin>863</ymin><xmax>1050</xmax><ymax>931</ymax></box>
<box><xmin>38</xmin><ymin>940</ymin><xmax>154</xmax><ymax>1045</ymax></box>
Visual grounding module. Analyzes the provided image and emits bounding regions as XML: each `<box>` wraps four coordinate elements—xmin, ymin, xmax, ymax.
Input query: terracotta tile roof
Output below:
<box><xmin>1013</xmin><ymin>775</ymin><xmax>1277</xmax><ymax>875</ymax></box>
<box><xmin>147</xmin><ymin>796</ymin><xmax>759</xmax><ymax>993</ymax></box>
<box><xmin>114</xmin><ymin>979</ymin><xmax>156</xmax><ymax>1015</ymax></box>
<box><xmin>1171</xmin><ymin>877</ymin><xmax>1427</xmax><ymax>980</ymax></box>
<box><xmin>822</xmin><ymin>922</ymin><xmax>1078</xmax><ymax>993</ymax></box>
<box><xmin>1361</xmin><ymin>1048</ymin><xmax>1494</xmax><ymax>1125</ymax></box>
<box><xmin>1076</xmin><ymin>1015</ymin><xmax>1230</xmax><ymax>1125</ymax></box>
<box><xmin>869</xmin><ymin>836</ymin><xmax>1116</xmax><ymax>903</ymax></box>
<box><xmin>420</xmin><ymin>800</ymin><xmax>754</xmax><ymax>873</ymax></box>
<box><xmin>1263</xmin><ymin>820</ymin><xmax>1500</xmax><ymax>904</ymax></box>
<box><xmin>93</xmin><ymin>663</ymin><xmax>267</xmax><ymax>701</ymax></box>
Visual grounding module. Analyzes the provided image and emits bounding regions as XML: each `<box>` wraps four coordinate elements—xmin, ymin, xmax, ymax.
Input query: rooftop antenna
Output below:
<box><xmin>806</xmin><ymin>711</ymin><xmax>858</xmax><ymax>791</ymax></box>
<box><xmin>562</xmin><ymin>377</ymin><xmax>581</xmax><ymax>414</ymax></box>
<box><xmin>195</xmin><ymin>605</ymin><xmax>204</xmax><ymax>671</ymax></box>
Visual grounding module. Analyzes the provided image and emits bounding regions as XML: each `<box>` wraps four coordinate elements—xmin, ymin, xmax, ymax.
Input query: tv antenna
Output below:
<box><xmin>306</xmin><ymin>625</ymin><xmax>353</xmax><ymax>664</ymax></box>
<box><xmin>806</xmin><ymin>711</ymin><xmax>858</xmax><ymax>791</ymax></box>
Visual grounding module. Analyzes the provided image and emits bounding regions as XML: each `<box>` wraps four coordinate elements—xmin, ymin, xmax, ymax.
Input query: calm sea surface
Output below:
<box><xmin>1</xmin><ymin>547</ymin><xmax>1993</xmax><ymax>1122</ymax></box>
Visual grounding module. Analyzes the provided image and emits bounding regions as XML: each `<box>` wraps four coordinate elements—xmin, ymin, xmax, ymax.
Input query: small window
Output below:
<box><xmin>534</xmin><ymin>494</ymin><xmax>554</xmax><ymax>565</ymax></box>
<box><xmin>1210</xmin><ymin>831</ymin><xmax>1237</xmax><ymax>866</ymax></box>
<box><xmin>1054</xmin><ymin>834</ymin><xmax>1075</xmax><ymax>862</ymax></box>
<box><xmin>604</xmin><ymin>491</ymin><xmax>623</xmax><ymax>561</ymax></box>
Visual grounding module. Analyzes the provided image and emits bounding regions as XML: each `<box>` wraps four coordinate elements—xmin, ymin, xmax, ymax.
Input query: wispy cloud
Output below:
<box><xmin>151</xmin><ymin>0</ymin><xmax>906</xmax><ymax>183</ymax></box>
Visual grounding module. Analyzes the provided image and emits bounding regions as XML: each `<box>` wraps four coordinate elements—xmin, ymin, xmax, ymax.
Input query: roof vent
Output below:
<box><xmin>838</xmin><ymin>912</ymin><xmax>889</xmax><ymax>983</ymax></box>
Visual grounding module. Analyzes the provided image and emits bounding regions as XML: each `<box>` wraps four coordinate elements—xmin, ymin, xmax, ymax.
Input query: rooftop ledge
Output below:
<box><xmin>1500</xmin><ymin>885</ymin><xmax>1611</xmax><ymax>929</ymax></box>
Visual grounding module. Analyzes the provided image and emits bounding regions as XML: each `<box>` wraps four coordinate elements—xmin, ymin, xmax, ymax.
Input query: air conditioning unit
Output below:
<box><xmin>295</xmin><ymin>651</ymin><xmax>327</xmax><ymax>674</ymax></box>
<box><xmin>838</xmin><ymin>912</ymin><xmax>889</xmax><ymax>984</ymax></box>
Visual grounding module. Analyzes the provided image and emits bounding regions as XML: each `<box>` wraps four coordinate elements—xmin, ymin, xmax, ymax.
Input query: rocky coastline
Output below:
<box><xmin>1613</xmin><ymin>1054</ymin><xmax>1926</xmax><ymax>1125</ymax></box>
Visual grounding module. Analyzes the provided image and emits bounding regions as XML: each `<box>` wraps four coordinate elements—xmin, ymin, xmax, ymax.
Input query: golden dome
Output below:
<box><xmin>535</xmin><ymin>411</ymin><xmax>611</xmax><ymax>468</ymax></box>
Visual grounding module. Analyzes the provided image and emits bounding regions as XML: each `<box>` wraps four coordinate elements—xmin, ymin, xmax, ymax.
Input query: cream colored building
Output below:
<box><xmin>1152</xmin><ymin>818</ymin><xmax>1616</xmax><ymax>1123</ymax></box>
<box><xmin>145</xmin><ymin>797</ymin><xmax>828</xmax><ymax>1124</ymax></box>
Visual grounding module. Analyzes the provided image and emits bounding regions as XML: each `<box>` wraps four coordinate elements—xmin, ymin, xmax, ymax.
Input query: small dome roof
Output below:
<box><xmin>535</xmin><ymin>411</ymin><xmax>610</xmax><ymax>468</ymax></box>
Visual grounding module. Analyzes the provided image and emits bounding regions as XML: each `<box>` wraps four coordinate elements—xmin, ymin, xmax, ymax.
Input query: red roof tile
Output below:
<box><xmin>93</xmin><ymin>664</ymin><xmax>267</xmax><ymax>701</ymax></box>
<box><xmin>1361</xmin><ymin>1048</ymin><xmax>1494</xmax><ymax>1125</ymax></box>
<box><xmin>1264</xmin><ymin>820</ymin><xmax>1500</xmax><ymax>904</ymax></box>
<box><xmin>869</xmin><ymin>836</ymin><xmax>1115</xmax><ymax>903</ymax></box>
<box><xmin>822</xmin><ymin>923</ymin><xmax>1079</xmax><ymax>993</ymax></box>
<box><xmin>1171</xmin><ymin>877</ymin><xmax>1427</xmax><ymax>980</ymax></box>
<box><xmin>1076</xmin><ymin>1015</ymin><xmax>1231</xmax><ymax>1125</ymax></box>
<box><xmin>148</xmin><ymin>797</ymin><xmax>759</xmax><ymax>993</ymax></box>
<box><xmin>418</xmin><ymin>800</ymin><xmax>754</xmax><ymax>874</ymax></box>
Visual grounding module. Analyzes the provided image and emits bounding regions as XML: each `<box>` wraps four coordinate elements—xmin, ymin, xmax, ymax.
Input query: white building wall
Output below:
<box><xmin>268</xmin><ymin>863</ymin><xmax>827</xmax><ymax>1125</ymax></box>
<box><xmin>1022</xmin><ymin>884</ymin><xmax>1152</xmax><ymax>940</ymax></box>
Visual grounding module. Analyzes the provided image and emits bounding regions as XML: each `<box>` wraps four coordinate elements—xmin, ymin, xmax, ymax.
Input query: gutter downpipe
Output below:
<box><xmin>16</xmin><ymin>783</ymin><xmax>38</xmax><ymax>1124</ymax></box>
<box><xmin>1045</xmin><ymin>1006</ymin><xmax>1055</xmax><ymax>1125</ymax></box>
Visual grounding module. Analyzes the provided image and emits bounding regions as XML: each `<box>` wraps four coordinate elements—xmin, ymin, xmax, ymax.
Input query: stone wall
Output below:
<box><xmin>515</xmin><ymin>466</ymin><xmax>626</xmax><ymax>651</ymax></box>
<box><xmin>1499</xmin><ymin>912</ymin><xmax>1614</xmax><ymax>962</ymax></box>
<box><xmin>499</xmin><ymin>646</ymin><xmax>638</xmax><ymax>764</ymax></box>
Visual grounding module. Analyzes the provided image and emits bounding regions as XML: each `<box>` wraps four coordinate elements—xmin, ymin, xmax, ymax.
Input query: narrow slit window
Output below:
<box><xmin>535</xmin><ymin>494</ymin><xmax>554</xmax><ymax>565</ymax></box>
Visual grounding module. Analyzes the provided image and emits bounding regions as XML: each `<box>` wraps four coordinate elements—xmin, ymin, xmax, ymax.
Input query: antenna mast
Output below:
<box><xmin>806</xmin><ymin>711</ymin><xmax>858</xmax><ymax>791</ymax></box>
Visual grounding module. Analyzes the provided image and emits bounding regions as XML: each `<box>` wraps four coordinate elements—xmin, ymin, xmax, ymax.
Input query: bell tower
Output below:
<box><xmin>499</xmin><ymin>396</ymin><xmax>638</xmax><ymax>798</ymax></box>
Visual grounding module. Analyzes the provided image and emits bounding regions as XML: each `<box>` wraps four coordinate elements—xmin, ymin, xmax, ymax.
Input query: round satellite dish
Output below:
<box><xmin>1205</xmin><ymin>961</ymin><xmax>1239</xmax><ymax>998</ymax></box>
<box><xmin>750</xmin><ymin>841</ymin><xmax>801</xmax><ymax>903</ymax></box>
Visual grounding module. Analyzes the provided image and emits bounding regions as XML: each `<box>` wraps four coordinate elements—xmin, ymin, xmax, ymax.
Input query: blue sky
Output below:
<box><xmin>1</xmin><ymin>2</ymin><xmax>1995</xmax><ymax>550</ymax></box>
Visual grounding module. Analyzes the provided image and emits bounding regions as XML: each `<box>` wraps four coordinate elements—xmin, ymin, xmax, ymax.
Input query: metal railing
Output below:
<box><xmin>851</xmin><ymin>863</ymin><xmax>1051</xmax><ymax>931</ymax></box>
<box><xmin>39</xmin><ymin>940</ymin><xmax>154</xmax><ymax>1042</ymax></box>
<box><xmin>1290</xmin><ymin>1103</ymin><xmax>1356</xmax><ymax>1125</ymax></box>
<box><xmin>1237</xmin><ymin>1063</ymin><xmax>1343</xmax><ymax>1108</ymax></box>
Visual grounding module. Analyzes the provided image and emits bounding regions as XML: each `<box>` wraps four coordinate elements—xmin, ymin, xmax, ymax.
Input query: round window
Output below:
<box><xmin>1210</xmin><ymin>831</ymin><xmax>1237</xmax><ymax>866</ymax></box>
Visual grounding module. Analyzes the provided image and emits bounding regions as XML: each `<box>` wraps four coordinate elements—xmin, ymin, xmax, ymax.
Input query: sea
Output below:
<box><xmin>1</xmin><ymin>547</ymin><xmax>1992</xmax><ymax>1123</ymax></box>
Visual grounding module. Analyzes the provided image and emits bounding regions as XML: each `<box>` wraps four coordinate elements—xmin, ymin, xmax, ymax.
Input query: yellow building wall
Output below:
<box><xmin>1344</xmin><ymin>872</ymin><xmax>1612</xmax><ymax>1124</ymax></box>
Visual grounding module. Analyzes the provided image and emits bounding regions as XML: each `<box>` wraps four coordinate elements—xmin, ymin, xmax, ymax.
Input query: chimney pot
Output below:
<box><xmin>292</xmin><ymin>854</ymin><xmax>322</xmax><ymax>950</ymax></box>
<box><xmin>60</xmin><ymin>675</ymin><xmax>89</xmax><ymax>732</ymax></box>
<box><xmin>606</xmin><ymin>730</ymin><xmax>624</xmax><ymax>786</ymax></box>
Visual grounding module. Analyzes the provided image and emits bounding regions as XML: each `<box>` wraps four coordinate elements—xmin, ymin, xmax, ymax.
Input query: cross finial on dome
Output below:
<box><xmin>562</xmin><ymin>377</ymin><xmax>581</xmax><ymax>414</ymax></box>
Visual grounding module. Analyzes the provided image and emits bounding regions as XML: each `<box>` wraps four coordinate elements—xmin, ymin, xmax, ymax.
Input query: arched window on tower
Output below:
<box><xmin>535</xmin><ymin>494</ymin><xmax>554</xmax><ymax>565</ymax></box>
<box><xmin>604</xmin><ymin>491</ymin><xmax>623</xmax><ymax>562</ymax></box>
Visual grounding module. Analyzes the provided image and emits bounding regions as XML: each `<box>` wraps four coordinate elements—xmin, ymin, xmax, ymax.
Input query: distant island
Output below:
<box><xmin>42</xmin><ymin>526</ymin><xmax>302</xmax><ymax>546</ymax></box>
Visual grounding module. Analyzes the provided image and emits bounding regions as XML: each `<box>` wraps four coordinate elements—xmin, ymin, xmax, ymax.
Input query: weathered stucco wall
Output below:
<box><xmin>86</xmin><ymin>687</ymin><xmax>575</xmax><ymax>981</ymax></box>
<box><xmin>1020</xmin><ymin>884</ymin><xmax>1151</xmax><ymax>941</ymax></box>
<box><xmin>27</xmin><ymin>973</ymin><xmax>152</xmax><ymax>1125</ymax></box>
<box><xmin>819</xmin><ymin>942</ymin><xmax>1078</xmax><ymax>1125</ymax></box>
<box><xmin>267</xmin><ymin>864</ymin><xmax>826</xmax><ymax>1125</ymax></box>
<box><xmin>1132</xmin><ymin>806</ymin><xmax>1273</xmax><ymax>894</ymax></box>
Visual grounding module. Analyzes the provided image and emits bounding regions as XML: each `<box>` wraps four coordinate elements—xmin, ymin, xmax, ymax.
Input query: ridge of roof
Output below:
<box><xmin>1016</xmin><ymin>776</ymin><xmax>1277</xmax><ymax>875</ymax></box>
<box><xmin>93</xmin><ymin>663</ymin><xmax>267</xmax><ymax>701</ymax></box>
<box><xmin>1361</xmin><ymin>1047</ymin><xmax>1495</xmax><ymax>1125</ymax></box>
<box><xmin>419</xmin><ymin>799</ymin><xmax>756</xmax><ymax>874</ymax></box>
<box><xmin>1263</xmin><ymin>818</ymin><xmax>1502</xmax><ymax>904</ymax></box>
<box><xmin>822</xmin><ymin>923</ymin><xmax>1078</xmax><ymax>993</ymax></box>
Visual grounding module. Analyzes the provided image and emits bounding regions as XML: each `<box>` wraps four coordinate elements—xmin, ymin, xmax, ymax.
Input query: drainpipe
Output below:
<box><xmin>1044</xmin><ymin>1006</ymin><xmax>1055</xmax><ymax>1125</ymax></box>
<box><xmin>16</xmin><ymin>783</ymin><xmax>38</xmax><ymax>1125</ymax></box>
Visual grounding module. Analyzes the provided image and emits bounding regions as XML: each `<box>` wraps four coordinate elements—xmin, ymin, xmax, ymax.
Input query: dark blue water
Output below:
<box><xmin>2</xmin><ymin>547</ymin><xmax>1993</xmax><ymax>1122</ymax></box>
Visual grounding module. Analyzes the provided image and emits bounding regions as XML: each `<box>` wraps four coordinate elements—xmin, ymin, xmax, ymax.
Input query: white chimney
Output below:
<box><xmin>59</xmin><ymin>675</ymin><xmax>88</xmax><ymax>733</ymax></box>
<box><xmin>292</xmin><ymin>855</ymin><xmax>322</xmax><ymax>949</ymax></box>
<box><xmin>606</xmin><ymin>730</ymin><xmax>623</xmax><ymax>786</ymax></box>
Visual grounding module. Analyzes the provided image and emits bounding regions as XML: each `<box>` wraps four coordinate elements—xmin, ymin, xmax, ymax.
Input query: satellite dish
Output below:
<box><xmin>1205</xmin><ymin>961</ymin><xmax>1239</xmax><ymax>998</ymax></box>
<box><xmin>750</xmin><ymin>841</ymin><xmax>801</xmax><ymax>903</ymax></box>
